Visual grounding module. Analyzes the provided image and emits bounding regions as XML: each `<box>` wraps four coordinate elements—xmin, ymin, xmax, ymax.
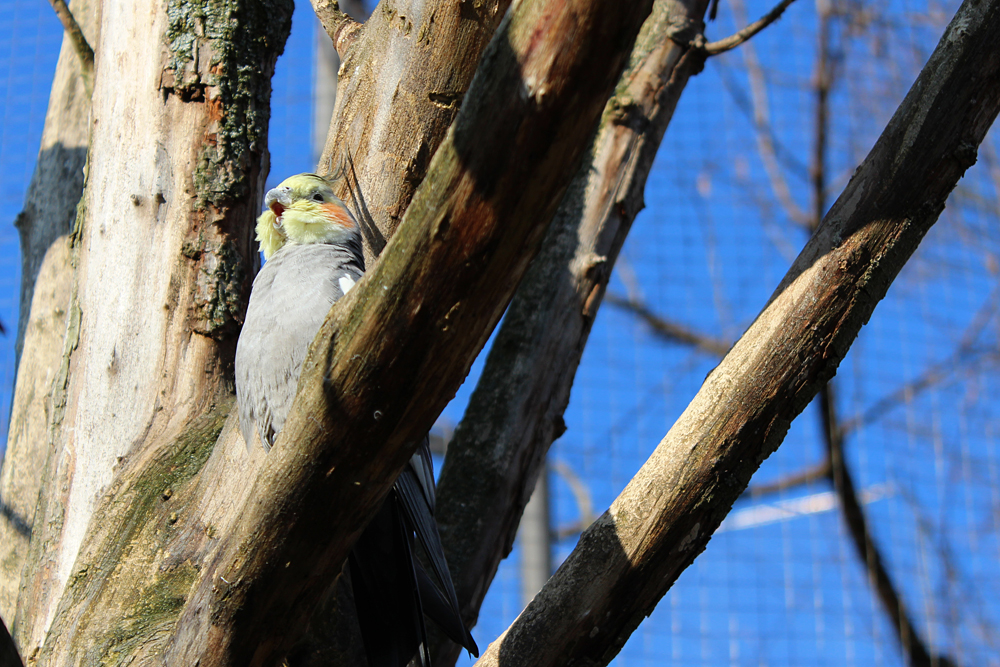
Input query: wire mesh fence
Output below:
<box><xmin>1</xmin><ymin>0</ymin><xmax>997</xmax><ymax>665</ymax></box>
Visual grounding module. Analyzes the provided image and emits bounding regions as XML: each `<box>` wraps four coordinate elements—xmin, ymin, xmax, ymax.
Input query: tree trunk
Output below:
<box><xmin>164</xmin><ymin>1</ymin><xmax>658</xmax><ymax>663</ymax></box>
<box><xmin>6</xmin><ymin>0</ymin><xmax>994</xmax><ymax>665</ymax></box>
<box><xmin>7</xmin><ymin>0</ymin><xmax>292</xmax><ymax>658</ymax></box>
<box><xmin>4</xmin><ymin>0</ymin><xmax>659</xmax><ymax>664</ymax></box>
<box><xmin>0</xmin><ymin>0</ymin><xmax>98</xmax><ymax>627</ymax></box>
<box><xmin>315</xmin><ymin>0</ymin><xmax>513</xmax><ymax>265</ymax></box>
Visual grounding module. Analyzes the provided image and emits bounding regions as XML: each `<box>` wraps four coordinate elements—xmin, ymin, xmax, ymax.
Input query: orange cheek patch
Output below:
<box><xmin>322</xmin><ymin>202</ymin><xmax>355</xmax><ymax>228</ymax></box>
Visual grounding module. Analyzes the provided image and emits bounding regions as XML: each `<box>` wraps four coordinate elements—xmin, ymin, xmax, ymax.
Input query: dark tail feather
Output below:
<box><xmin>350</xmin><ymin>495</ymin><xmax>430</xmax><ymax>667</ymax></box>
<box><xmin>415</xmin><ymin>562</ymin><xmax>479</xmax><ymax>656</ymax></box>
<box><xmin>395</xmin><ymin>442</ymin><xmax>479</xmax><ymax>656</ymax></box>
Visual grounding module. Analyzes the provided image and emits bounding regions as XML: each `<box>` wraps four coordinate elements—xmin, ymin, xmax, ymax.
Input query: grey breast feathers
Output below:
<box><xmin>235</xmin><ymin>243</ymin><xmax>364</xmax><ymax>451</ymax></box>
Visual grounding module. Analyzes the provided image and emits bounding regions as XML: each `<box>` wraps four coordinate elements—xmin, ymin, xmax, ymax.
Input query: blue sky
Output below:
<box><xmin>2</xmin><ymin>1</ymin><xmax>999</xmax><ymax>665</ymax></box>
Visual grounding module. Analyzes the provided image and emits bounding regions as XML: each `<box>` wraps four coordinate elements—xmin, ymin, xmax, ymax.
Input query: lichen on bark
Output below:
<box><xmin>162</xmin><ymin>0</ymin><xmax>292</xmax><ymax>205</ymax></box>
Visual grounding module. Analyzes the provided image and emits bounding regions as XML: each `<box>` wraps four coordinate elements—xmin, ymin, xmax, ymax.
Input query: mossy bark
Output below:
<box><xmin>161</xmin><ymin>0</ymin><xmax>657</xmax><ymax>663</ymax></box>
<box><xmin>6</xmin><ymin>0</ymin><xmax>291</xmax><ymax>661</ymax></box>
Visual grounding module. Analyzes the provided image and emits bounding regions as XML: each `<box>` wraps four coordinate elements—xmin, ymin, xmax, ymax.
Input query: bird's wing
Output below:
<box><xmin>235</xmin><ymin>243</ymin><xmax>364</xmax><ymax>451</ymax></box>
<box><xmin>395</xmin><ymin>438</ymin><xmax>479</xmax><ymax>655</ymax></box>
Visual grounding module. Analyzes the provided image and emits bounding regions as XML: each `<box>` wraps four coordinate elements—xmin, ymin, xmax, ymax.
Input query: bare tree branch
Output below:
<box><xmin>841</xmin><ymin>284</ymin><xmax>999</xmax><ymax>434</ymax></box>
<box><xmin>310</xmin><ymin>0</ymin><xmax>362</xmax><ymax>58</ymax></box>
<box><xmin>318</xmin><ymin>0</ymin><xmax>513</xmax><ymax>267</ymax></box>
<box><xmin>731</xmin><ymin>0</ymin><xmax>813</xmax><ymax>227</ymax></box>
<box><xmin>550</xmin><ymin>460</ymin><xmax>597</xmax><ymax>540</ymax></box>
<box><xmin>46</xmin><ymin>0</ymin><xmax>94</xmax><ymax>95</ymax></box>
<box><xmin>807</xmin><ymin>11</ymin><xmax>951</xmax><ymax>662</ymax></box>
<box><xmin>745</xmin><ymin>461</ymin><xmax>831</xmax><ymax>496</ymax></box>
<box><xmin>704</xmin><ymin>0</ymin><xmax>800</xmax><ymax>55</ymax></box>
<box><xmin>24</xmin><ymin>1</ymin><xmax>514</xmax><ymax>663</ymax></box>
<box><xmin>471</xmin><ymin>0</ymin><xmax>1000</xmax><ymax>661</ymax></box>
<box><xmin>433</xmin><ymin>0</ymin><xmax>712</xmax><ymax>661</ymax></box>
<box><xmin>605</xmin><ymin>294</ymin><xmax>732</xmax><ymax>356</ymax></box>
<box><xmin>822</xmin><ymin>384</ymin><xmax>956</xmax><ymax>667</ymax></box>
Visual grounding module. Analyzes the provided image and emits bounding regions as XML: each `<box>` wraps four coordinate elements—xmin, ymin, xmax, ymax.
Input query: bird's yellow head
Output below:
<box><xmin>256</xmin><ymin>173</ymin><xmax>359</xmax><ymax>259</ymax></box>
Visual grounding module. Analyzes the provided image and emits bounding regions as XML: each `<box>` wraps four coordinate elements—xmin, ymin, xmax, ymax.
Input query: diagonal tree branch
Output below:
<box><xmin>433</xmin><ymin>0</ymin><xmax>713</xmax><ymax>661</ymax></box>
<box><xmin>158</xmin><ymin>1</ymin><xmax>660</xmax><ymax>664</ymax></box>
<box><xmin>745</xmin><ymin>461</ymin><xmax>830</xmax><ymax>496</ymax></box>
<box><xmin>605</xmin><ymin>294</ymin><xmax>732</xmax><ymax>355</ymax></box>
<box><xmin>841</xmin><ymin>284</ymin><xmax>1000</xmax><ymax>434</ymax></box>
<box><xmin>471</xmin><ymin>0</ymin><xmax>1000</xmax><ymax>662</ymax></box>
<box><xmin>46</xmin><ymin>0</ymin><xmax>94</xmax><ymax>95</ymax></box>
<box><xmin>806</xmin><ymin>11</ymin><xmax>952</xmax><ymax>662</ymax></box>
<box><xmin>318</xmin><ymin>0</ymin><xmax>514</xmax><ymax>268</ymax></box>
<box><xmin>822</xmin><ymin>384</ymin><xmax>955</xmax><ymax>667</ymax></box>
<box><xmin>28</xmin><ymin>1</ymin><xmax>514</xmax><ymax>664</ymax></box>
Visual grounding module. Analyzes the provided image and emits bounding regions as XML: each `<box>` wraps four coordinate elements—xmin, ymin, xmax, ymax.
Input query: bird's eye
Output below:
<box><xmin>312</xmin><ymin>193</ymin><xmax>324</xmax><ymax>202</ymax></box>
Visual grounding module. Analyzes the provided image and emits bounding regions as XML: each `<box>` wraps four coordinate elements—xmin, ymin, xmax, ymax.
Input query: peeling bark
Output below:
<box><xmin>472</xmin><ymin>0</ymin><xmax>1000</xmax><ymax>663</ymax></box>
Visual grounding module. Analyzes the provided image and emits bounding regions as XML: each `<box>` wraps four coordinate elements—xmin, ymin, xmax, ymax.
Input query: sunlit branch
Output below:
<box><xmin>47</xmin><ymin>0</ymin><xmax>93</xmax><ymax>95</ymax></box>
<box><xmin>704</xmin><ymin>0</ymin><xmax>801</xmax><ymax>55</ymax></box>
<box><xmin>310</xmin><ymin>0</ymin><xmax>362</xmax><ymax>58</ymax></box>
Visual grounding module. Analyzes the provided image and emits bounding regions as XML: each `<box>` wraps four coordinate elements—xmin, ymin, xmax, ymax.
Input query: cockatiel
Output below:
<box><xmin>235</xmin><ymin>173</ymin><xmax>478</xmax><ymax>667</ymax></box>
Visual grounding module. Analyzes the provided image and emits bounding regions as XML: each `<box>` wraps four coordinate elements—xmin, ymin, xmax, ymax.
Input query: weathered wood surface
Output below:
<box><xmin>162</xmin><ymin>1</ymin><xmax>657</xmax><ymax>664</ymax></box>
<box><xmin>432</xmin><ymin>0</ymin><xmax>711</xmax><ymax>662</ymax></box>
<box><xmin>0</xmin><ymin>0</ymin><xmax>98</xmax><ymax>627</ymax></box>
<box><xmin>318</xmin><ymin>0</ymin><xmax>512</xmax><ymax>266</ymax></box>
<box><xmin>5</xmin><ymin>0</ymin><xmax>518</xmax><ymax>663</ymax></box>
<box><xmin>471</xmin><ymin>0</ymin><xmax>1000</xmax><ymax>663</ymax></box>
<box><xmin>11</xmin><ymin>0</ymin><xmax>292</xmax><ymax>660</ymax></box>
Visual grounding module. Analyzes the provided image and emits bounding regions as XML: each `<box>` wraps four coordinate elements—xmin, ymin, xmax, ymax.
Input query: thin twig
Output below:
<box><xmin>731</xmin><ymin>0</ymin><xmax>812</xmax><ymax>227</ymax></box>
<box><xmin>550</xmin><ymin>460</ymin><xmax>596</xmax><ymax>540</ymax></box>
<box><xmin>744</xmin><ymin>461</ymin><xmax>831</xmax><ymax>497</ymax></box>
<box><xmin>823</xmin><ymin>384</ymin><xmax>955</xmax><ymax>667</ymax></box>
<box><xmin>605</xmin><ymin>294</ymin><xmax>732</xmax><ymax>356</ymax></box>
<box><xmin>48</xmin><ymin>0</ymin><xmax>94</xmax><ymax>95</ymax></box>
<box><xmin>311</xmin><ymin>0</ymin><xmax>363</xmax><ymax>58</ymax></box>
<box><xmin>704</xmin><ymin>0</ymin><xmax>800</xmax><ymax>55</ymax></box>
<box><xmin>841</xmin><ymin>284</ymin><xmax>999</xmax><ymax>434</ymax></box>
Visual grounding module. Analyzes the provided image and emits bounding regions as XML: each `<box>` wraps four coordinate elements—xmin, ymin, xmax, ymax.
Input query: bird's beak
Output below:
<box><xmin>264</xmin><ymin>187</ymin><xmax>293</xmax><ymax>219</ymax></box>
